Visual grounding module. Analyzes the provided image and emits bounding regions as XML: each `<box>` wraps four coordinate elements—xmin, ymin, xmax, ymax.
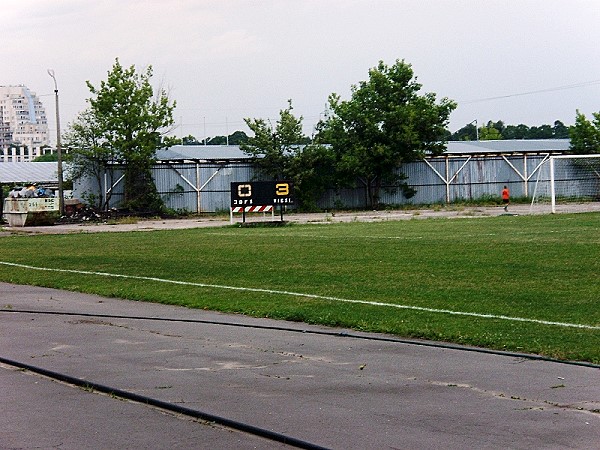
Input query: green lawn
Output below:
<box><xmin>1</xmin><ymin>213</ymin><xmax>599</xmax><ymax>363</ymax></box>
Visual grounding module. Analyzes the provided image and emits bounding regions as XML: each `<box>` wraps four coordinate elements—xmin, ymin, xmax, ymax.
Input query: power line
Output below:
<box><xmin>460</xmin><ymin>79</ymin><xmax>600</xmax><ymax>105</ymax></box>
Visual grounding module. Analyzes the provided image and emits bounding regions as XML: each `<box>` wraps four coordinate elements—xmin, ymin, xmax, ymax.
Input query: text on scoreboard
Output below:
<box><xmin>231</xmin><ymin>181</ymin><xmax>295</xmax><ymax>207</ymax></box>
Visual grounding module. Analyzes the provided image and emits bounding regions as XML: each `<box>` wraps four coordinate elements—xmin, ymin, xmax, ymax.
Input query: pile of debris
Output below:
<box><xmin>8</xmin><ymin>184</ymin><xmax>53</xmax><ymax>199</ymax></box>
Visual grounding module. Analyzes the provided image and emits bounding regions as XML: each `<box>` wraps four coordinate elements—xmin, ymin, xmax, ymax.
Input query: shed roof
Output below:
<box><xmin>156</xmin><ymin>145</ymin><xmax>249</xmax><ymax>162</ymax></box>
<box><xmin>445</xmin><ymin>139</ymin><xmax>570</xmax><ymax>155</ymax></box>
<box><xmin>156</xmin><ymin>140</ymin><xmax>571</xmax><ymax>162</ymax></box>
<box><xmin>0</xmin><ymin>162</ymin><xmax>58</xmax><ymax>184</ymax></box>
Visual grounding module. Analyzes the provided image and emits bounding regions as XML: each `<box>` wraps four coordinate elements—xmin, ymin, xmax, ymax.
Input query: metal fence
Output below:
<box><xmin>318</xmin><ymin>154</ymin><xmax>554</xmax><ymax>209</ymax></box>
<box><xmin>75</xmin><ymin>154</ymin><xmax>562</xmax><ymax>212</ymax></box>
<box><xmin>75</xmin><ymin>162</ymin><xmax>266</xmax><ymax>213</ymax></box>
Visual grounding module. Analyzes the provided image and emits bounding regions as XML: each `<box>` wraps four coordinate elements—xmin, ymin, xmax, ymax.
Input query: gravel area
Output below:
<box><xmin>2</xmin><ymin>202</ymin><xmax>600</xmax><ymax>235</ymax></box>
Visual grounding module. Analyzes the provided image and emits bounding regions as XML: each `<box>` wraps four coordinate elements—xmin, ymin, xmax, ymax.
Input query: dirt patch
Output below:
<box><xmin>2</xmin><ymin>203</ymin><xmax>599</xmax><ymax>235</ymax></box>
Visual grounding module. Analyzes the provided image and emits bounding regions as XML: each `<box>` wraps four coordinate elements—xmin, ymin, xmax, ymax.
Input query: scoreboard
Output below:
<box><xmin>231</xmin><ymin>181</ymin><xmax>295</xmax><ymax>207</ymax></box>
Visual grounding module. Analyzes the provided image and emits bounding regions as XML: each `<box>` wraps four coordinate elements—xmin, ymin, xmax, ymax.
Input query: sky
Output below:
<box><xmin>4</xmin><ymin>0</ymin><xmax>600</xmax><ymax>144</ymax></box>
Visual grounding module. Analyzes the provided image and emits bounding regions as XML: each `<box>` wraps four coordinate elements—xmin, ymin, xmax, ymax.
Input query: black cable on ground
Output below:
<box><xmin>0</xmin><ymin>355</ymin><xmax>330</xmax><ymax>450</ymax></box>
<box><xmin>2</xmin><ymin>308</ymin><xmax>599</xmax><ymax>369</ymax></box>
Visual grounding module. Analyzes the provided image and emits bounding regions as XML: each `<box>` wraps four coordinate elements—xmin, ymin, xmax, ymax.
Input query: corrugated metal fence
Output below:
<box><xmin>75</xmin><ymin>154</ymin><xmax>565</xmax><ymax>212</ymax></box>
<box><xmin>316</xmin><ymin>154</ymin><xmax>554</xmax><ymax>208</ymax></box>
<box><xmin>76</xmin><ymin>162</ymin><xmax>264</xmax><ymax>213</ymax></box>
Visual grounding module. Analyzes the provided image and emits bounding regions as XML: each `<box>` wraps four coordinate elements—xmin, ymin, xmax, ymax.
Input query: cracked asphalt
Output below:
<box><xmin>1</xmin><ymin>282</ymin><xmax>599</xmax><ymax>449</ymax></box>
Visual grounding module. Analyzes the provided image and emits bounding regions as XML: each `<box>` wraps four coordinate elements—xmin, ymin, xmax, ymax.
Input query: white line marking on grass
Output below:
<box><xmin>1</xmin><ymin>261</ymin><xmax>598</xmax><ymax>331</ymax></box>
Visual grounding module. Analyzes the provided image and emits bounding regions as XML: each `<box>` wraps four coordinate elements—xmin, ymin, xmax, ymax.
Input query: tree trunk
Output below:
<box><xmin>372</xmin><ymin>177</ymin><xmax>382</xmax><ymax>210</ymax></box>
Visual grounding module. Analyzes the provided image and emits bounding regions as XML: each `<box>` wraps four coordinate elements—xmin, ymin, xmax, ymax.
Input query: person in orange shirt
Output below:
<box><xmin>502</xmin><ymin>185</ymin><xmax>510</xmax><ymax>212</ymax></box>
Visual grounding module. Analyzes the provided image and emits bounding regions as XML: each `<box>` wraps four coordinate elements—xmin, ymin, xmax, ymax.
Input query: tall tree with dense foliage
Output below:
<box><xmin>241</xmin><ymin>100</ymin><xmax>335</xmax><ymax>210</ymax></box>
<box><xmin>569</xmin><ymin>110</ymin><xmax>600</xmax><ymax>154</ymax></box>
<box><xmin>241</xmin><ymin>100</ymin><xmax>304</xmax><ymax>179</ymax></box>
<box><xmin>64</xmin><ymin>109</ymin><xmax>117</xmax><ymax>209</ymax></box>
<box><xmin>84</xmin><ymin>59</ymin><xmax>176</xmax><ymax>212</ymax></box>
<box><xmin>318</xmin><ymin>60</ymin><xmax>456</xmax><ymax>208</ymax></box>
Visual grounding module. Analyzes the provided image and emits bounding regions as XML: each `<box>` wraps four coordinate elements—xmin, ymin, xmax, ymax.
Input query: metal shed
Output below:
<box><xmin>74</xmin><ymin>140</ymin><xmax>573</xmax><ymax>212</ymax></box>
<box><xmin>0</xmin><ymin>162</ymin><xmax>59</xmax><ymax>185</ymax></box>
<box><xmin>444</xmin><ymin>139</ymin><xmax>570</xmax><ymax>155</ymax></box>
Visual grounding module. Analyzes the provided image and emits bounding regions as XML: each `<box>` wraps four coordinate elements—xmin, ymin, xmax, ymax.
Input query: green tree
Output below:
<box><xmin>287</xmin><ymin>141</ymin><xmax>337</xmax><ymax>211</ymax></box>
<box><xmin>32</xmin><ymin>150</ymin><xmax>58</xmax><ymax>162</ymax></box>
<box><xmin>228</xmin><ymin>130</ymin><xmax>250</xmax><ymax>145</ymax></box>
<box><xmin>181</xmin><ymin>135</ymin><xmax>201</xmax><ymax>145</ymax></box>
<box><xmin>479</xmin><ymin>124</ymin><xmax>503</xmax><ymax>140</ymax></box>
<box><xmin>241</xmin><ymin>100</ymin><xmax>335</xmax><ymax>210</ymax></box>
<box><xmin>64</xmin><ymin>109</ymin><xmax>117</xmax><ymax>209</ymax></box>
<box><xmin>206</xmin><ymin>135</ymin><xmax>226</xmax><ymax>145</ymax></box>
<box><xmin>85</xmin><ymin>59</ymin><xmax>176</xmax><ymax>212</ymax></box>
<box><xmin>450</xmin><ymin>123</ymin><xmax>478</xmax><ymax>141</ymax></box>
<box><xmin>492</xmin><ymin>120</ymin><xmax>506</xmax><ymax>136</ymax></box>
<box><xmin>503</xmin><ymin>124</ymin><xmax>530</xmax><ymax>139</ymax></box>
<box><xmin>569</xmin><ymin>110</ymin><xmax>600</xmax><ymax>154</ymax></box>
<box><xmin>452</xmin><ymin>120</ymin><xmax>571</xmax><ymax>140</ymax></box>
<box><xmin>241</xmin><ymin>100</ymin><xmax>305</xmax><ymax>179</ymax></box>
<box><xmin>319</xmin><ymin>59</ymin><xmax>456</xmax><ymax>208</ymax></box>
<box><xmin>552</xmin><ymin>120</ymin><xmax>570</xmax><ymax>139</ymax></box>
<box><xmin>206</xmin><ymin>130</ymin><xmax>250</xmax><ymax>145</ymax></box>
<box><xmin>527</xmin><ymin>124</ymin><xmax>554</xmax><ymax>139</ymax></box>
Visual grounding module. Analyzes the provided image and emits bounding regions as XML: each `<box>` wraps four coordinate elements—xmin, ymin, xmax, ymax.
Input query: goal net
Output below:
<box><xmin>530</xmin><ymin>154</ymin><xmax>600</xmax><ymax>214</ymax></box>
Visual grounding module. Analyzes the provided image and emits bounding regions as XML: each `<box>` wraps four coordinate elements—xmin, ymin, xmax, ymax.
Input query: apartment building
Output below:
<box><xmin>0</xmin><ymin>85</ymin><xmax>50</xmax><ymax>151</ymax></box>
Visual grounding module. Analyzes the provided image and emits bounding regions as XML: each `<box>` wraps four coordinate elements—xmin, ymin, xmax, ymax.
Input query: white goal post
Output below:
<box><xmin>531</xmin><ymin>154</ymin><xmax>600</xmax><ymax>213</ymax></box>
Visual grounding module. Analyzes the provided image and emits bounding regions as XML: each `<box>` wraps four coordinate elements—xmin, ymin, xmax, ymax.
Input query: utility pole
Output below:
<box><xmin>47</xmin><ymin>69</ymin><xmax>64</xmax><ymax>216</ymax></box>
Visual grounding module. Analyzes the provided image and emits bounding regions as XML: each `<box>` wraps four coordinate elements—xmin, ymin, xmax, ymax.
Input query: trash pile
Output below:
<box><xmin>8</xmin><ymin>184</ymin><xmax>53</xmax><ymax>199</ymax></box>
<box><xmin>60</xmin><ymin>203</ymin><xmax>103</xmax><ymax>223</ymax></box>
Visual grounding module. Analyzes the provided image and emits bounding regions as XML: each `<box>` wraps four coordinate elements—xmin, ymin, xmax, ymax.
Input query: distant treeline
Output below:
<box><xmin>180</xmin><ymin>131</ymin><xmax>250</xmax><ymax>146</ymax></box>
<box><xmin>180</xmin><ymin>120</ymin><xmax>571</xmax><ymax>146</ymax></box>
<box><xmin>447</xmin><ymin>120</ymin><xmax>570</xmax><ymax>141</ymax></box>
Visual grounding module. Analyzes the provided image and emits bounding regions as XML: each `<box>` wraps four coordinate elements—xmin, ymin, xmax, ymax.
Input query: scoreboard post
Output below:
<box><xmin>230</xmin><ymin>181</ymin><xmax>295</xmax><ymax>223</ymax></box>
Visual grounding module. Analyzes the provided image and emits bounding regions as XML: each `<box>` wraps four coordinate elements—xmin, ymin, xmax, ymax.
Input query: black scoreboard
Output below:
<box><xmin>231</xmin><ymin>181</ymin><xmax>295</xmax><ymax>207</ymax></box>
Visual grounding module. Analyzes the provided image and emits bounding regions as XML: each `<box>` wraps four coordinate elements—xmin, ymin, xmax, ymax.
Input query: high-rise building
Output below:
<box><xmin>0</xmin><ymin>85</ymin><xmax>50</xmax><ymax>150</ymax></box>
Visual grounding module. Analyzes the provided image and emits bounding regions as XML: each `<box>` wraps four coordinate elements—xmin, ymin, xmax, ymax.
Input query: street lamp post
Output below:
<box><xmin>470</xmin><ymin>119</ymin><xmax>479</xmax><ymax>141</ymax></box>
<box><xmin>47</xmin><ymin>69</ymin><xmax>64</xmax><ymax>216</ymax></box>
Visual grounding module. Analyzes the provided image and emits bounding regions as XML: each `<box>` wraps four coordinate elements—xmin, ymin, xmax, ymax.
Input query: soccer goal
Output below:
<box><xmin>530</xmin><ymin>154</ymin><xmax>600</xmax><ymax>214</ymax></box>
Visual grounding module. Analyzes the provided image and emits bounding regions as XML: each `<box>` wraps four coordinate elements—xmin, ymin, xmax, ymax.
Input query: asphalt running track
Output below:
<box><xmin>1</xmin><ymin>282</ymin><xmax>599</xmax><ymax>449</ymax></box>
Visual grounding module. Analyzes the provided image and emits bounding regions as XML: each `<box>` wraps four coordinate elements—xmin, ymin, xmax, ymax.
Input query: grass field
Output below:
<box><xmin>0</xmin><ymin>213</ymin><xmax>599</xmax><ymax>364</ymax></box>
